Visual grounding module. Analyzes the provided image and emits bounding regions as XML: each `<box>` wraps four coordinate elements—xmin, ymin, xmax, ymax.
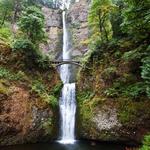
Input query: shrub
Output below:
<box><xmin>13</xmin><ymin>38</ymin><xmax>35</xmax><ymax>51</ymax></box>
<box><xmin>31</xmin><ymin>80</ymin><xmax>58</xmax><ymax>108</ymax></box>
<box><xmin>104</xmin><ymin>87</ymin><xmax>119</xmax><ymax>97</ymax></box>
<box><xmin>122</xmin><ymin>49</ymin><xmax>143</xmax><ymax>61</ymax></box>
<box><xmin>104</xmin><ymin>81</ymin><xmax>146</xmax><ymax>99</ymax></box>
<box><xmin>37</xmin><ymin>55</ymin><xmax>51</xmax><ymax>70</ymax></box>
<box><xmin>50</xmin><ymin>82</ymin><xmax>63</xmax><ymax>96</ymax></box>
<box><xmin>31</xmin><ymin>80</ymin><xmax>47</xmax><ymax>94</ymax></box>
<box><xmin>0</xmin><ymin>27</ymin><xmax>12</xmax><ymax>42</ymax></box>
<box><xmin>18</xmin><ymin>6</ymin><xmax>45</xmax><ymax>44</ymax></box>
<box><xmin>123</xmin><ymin>82</ymin><xmax>146</xmax><ymax>98</ymax></box>
<box><xmin>12</xmin><ymin>38</ymin><xmax>51</xmax><ymax>69</ymax></box>
<box><xmin>0</xmin><ymin>67</ymin><xmax>24</xmax><ymax>81</ymax></box>
<box><xmin>42</xmin><ymin>94</ymin><xmax>58</xmax><ymax>108</ymax></box>
<box><xmin>140</xmin><ymin>134</ymin><xmax>150</xmax><ymax>150</ymax></box>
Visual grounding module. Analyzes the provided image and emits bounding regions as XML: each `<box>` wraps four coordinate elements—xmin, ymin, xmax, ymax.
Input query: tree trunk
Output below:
<box><xmin>1</xmin><ymin>10</ymin><xmax>7</xmax><ymax>27</ymax></box>
<box><xmin>98</xmin><ymin>9</ymin><xmax>103</xmax><ymax>42</ymax></box>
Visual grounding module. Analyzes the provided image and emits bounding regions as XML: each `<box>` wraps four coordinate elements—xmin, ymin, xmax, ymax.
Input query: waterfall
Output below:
<box><xmin>58</xmin><ymin>0</ymin><xmax>76</xmax><ymax>144</ymax></box>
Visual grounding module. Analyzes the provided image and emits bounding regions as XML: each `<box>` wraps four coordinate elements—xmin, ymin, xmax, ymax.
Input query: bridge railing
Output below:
<box><xmin>50</xmin><ymin>59</ymin><xmax>81</xmax><ymax>63</ymax></box>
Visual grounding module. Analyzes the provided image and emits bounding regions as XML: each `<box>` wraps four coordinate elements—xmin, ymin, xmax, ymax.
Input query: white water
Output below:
<box><xmin>58</xmin><ymin>0</ymin><xmax>76</xmax><ymax>144</ymax></box>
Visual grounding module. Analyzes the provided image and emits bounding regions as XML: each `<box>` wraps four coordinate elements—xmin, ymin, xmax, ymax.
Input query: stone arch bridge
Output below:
<box><xmin>50</xmin><ymin>59</ymin><xmax>82</xmax><ymax>67</ymax></box>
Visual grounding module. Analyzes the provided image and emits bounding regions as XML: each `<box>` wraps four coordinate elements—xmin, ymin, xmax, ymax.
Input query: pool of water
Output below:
<box><xmin>0</xmin><ymin>141</ymin><xmax>137</xmax><ymax>150</ymax></box>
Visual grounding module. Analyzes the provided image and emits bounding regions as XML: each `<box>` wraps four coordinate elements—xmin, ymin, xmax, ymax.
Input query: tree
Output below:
<box><xmin>0</xmin><ymin>0</ymin><xmax>14</xmax><ymax>26</ymax></box>
<box><xmin>110</xmin><ymin>0</ymin><xmax>125</xmax><ymax>38</ymax></box>
<box><xmin>12</xmin><ymin>0</ymin><xmax>25</xmax><ymax>23</ymax></box>
<box><xmin>88</xmin><ymin>0</ymin><xmax>115</xmax><ymax>43</ymax></box>
<box><xmin>18</xmin><ymin>6</ymin><xmax>45</xmax><ymax>44</ymax></box>
<box><xmin>122</xmin><ymin>0</ymin><xmax>150</xmax><ymax>42</ymax></box>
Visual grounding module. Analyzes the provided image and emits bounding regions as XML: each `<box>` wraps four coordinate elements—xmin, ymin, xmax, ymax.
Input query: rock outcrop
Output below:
<box><xmin>41</xmin><ymin>7</ymin><xmax>63</xmax><ymax>59</ymax></box>
<box><xmin>68</xmin><ymin>0</ymin><xmax>89</xmax><ymax>59</ymax></box>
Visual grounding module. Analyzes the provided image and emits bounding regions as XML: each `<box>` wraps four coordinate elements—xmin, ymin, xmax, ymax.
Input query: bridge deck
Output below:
<box><xmin>50</xmin><ymin>59</ymin><xmax>81</xmax><ymax>67</ymax></box>
<box><xmin>50</xmin><ymin>60</ymin><xmax>80</xmax><ymax>64</ymax></box>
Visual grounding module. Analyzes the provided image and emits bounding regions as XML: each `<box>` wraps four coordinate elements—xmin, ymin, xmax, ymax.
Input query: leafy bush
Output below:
<box><xmin>12</xmin><ymin>38</ymin><xmax>39</xmax><ymax>65</ymax></box>
<box><xmin>104</xmin><ymin>87</ymin><xmax>119</xmax><ymax>97</ymax></box>
<box><xmin>0</xmin><ymin>67</ymin><xmax>24</xmax><ymax>81</ymax></box>
<box><xmin>13</xmin><ymin>38</ymin><xmax>35</xmax><ymax>51</ymax></box>
<box><xmin>141</xmin><ymin>57</ymin><xmax>150</xmax><ymax>82</ymax></box>
<box><xmin>18</xmin><ymin>6</ymin><xmax>45</xmax><ymax>44</ymax></box>
<box><xmin>42</xmin><ymin>94</ymin><xmax>58</xmax><ymax>108</ymax></box>
<box><xmin>13</xmin><ymin>38</ymin><xmax>51</xmax><ymax>70</ymax></box>
<box><xmin>37</xmin><ymin>55</ymin><xmax>51</xmax><ymax>70</ymax></box>
<box><xmin>77</xmin><ymin>91</ymin><xmax>94</xmax><ymax>103</ymax></box>
<box><xmin>123</xmin><ymin>82</ymin><xmax>146</xmax><ymax>98</ymax></box>
<box><xmin>122</xmin><ymin>49</ymin><xmax>143</xmax><ymax>61</ymax></box>
<box><xmin>31</xmin><ymin>80</ymin><xmax>47</xmax><ymax>94</ymax></box>
<box><xmin>101</xmin><ymin>66</ymin><xmax>117</xmax><ymax>81</ymax></box>
<box><xmin>50</xmin><ymin>82</ymin><xmax>63</xmax><ymax>96</ymax></box>
<box><xmin>104</xmin><ymin>81</ymin><xmax>146</xmax><ymax>99</ymax></box>
<box><xmin>31</xmin><ymin>80</ymin><xmax>58</xmax><ymax>108</ymax></box>
<box><xmin>0</xmin><ymin>27</ymin><xmax>12</xmax><ymax>42</ymax></box>
<box><xmin>121</xmin><ymin>0</ymin><xmax>150</xmax><ymax>41</ymax></box>
<box><xmin>140</xmin><ymin>134</ymin><xmax>150</xmax><ymax>150</ymax></box>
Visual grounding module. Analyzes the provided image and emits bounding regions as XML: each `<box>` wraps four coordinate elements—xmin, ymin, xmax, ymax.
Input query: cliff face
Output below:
<box><xmin>0</xmin><ymin>41</ymin><xmax>61</xmax><ymax>145</ymax></box>
<box><xmin>41</xmin><ymin>0</ymin><xmax>89</xmax><ymax>60</ymax></box>
<box><xmin>68</xmin><ymin>0</ymin><xmax>89</xmax><ymax>59</ymax></box>
<box><xmin>41</xmin><ymin>7</ymin><xmax>63</xmax><ymax>59</ymax></box>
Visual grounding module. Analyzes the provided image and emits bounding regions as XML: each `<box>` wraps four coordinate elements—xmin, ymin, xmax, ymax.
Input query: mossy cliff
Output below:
<box><xmin>77</xmin><ymin>40</ymin><xmax>150</xmax><ymax>143</ymax></box>
<box><xmin>0</xmin><ymin>41</ymin><xmax>62</xmax><ymax>146</ymax></box>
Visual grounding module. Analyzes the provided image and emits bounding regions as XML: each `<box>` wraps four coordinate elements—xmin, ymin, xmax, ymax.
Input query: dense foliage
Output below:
<box><xmin>122</xmin><ymin>0</ymin><xmax>150</xmax><ymax>42</ymax></box>
<box><xmin>88</xmin><ymin>0</ymin><xmax>114</xmax><ymax>44</ymax></box>
<box><xmin>140</xmin><ymin>134</ymin><xmax>150</xmax><ymax>150</ymax></box>
<box><xmin>18</xmin><ymin>6</ymin><xmax>45</xmax><ymax>43</ymax></box>
<box><xmin>0</xmin><ymin>0</ymin><xmax>53</xmax><ymax>70</ymax></box>
<box><xmin>88</xmin><ymin>0</ymin><xmax>150</xmax><ymax>99</ymax></box>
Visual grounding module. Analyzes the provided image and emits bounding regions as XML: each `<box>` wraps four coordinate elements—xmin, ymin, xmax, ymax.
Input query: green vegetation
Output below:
<box><xmin>18</xmin><ymin>6</ymin><xmax>45</xmax><ymax>44</ymax></box>
<box><xmin>0</xmin><ymin>66</ymin><xmax>59</xmax><ymax>108</ymax></box>
<box><xmin>88</xmin><ymin>0</ymin><xmax>114</xmax><ymax>43</ymax></box>
<box><xmin>118</xmin><ymin>99</ymin><xmax>150</xmax><ymax>124</ymax></box>
<box><xmin>31</xmin><ymin>80</ymin><xmax>58</xmax><ymax>108</ymax></box>
<box><xmin>77</xmin><ymin>0</ymin><xmax>150</xmax><ymax>140</ymax></box>
<box><xmin>0</xmin><ymin>27</ymin><xmax>12</xmax><ymax>42</ymax></box>
<box><xmin>0</xmin><ymin>0</ymin><xmax>51</xmax><ymax>71</ymax></box>
<box><xmin>0</xmin><ymin>67</ymin><xmax>25</xmax><ymax>81</ymax></box>
<box><xmin>0</xmin><ymin>0</ymin><xmax>150</xmax><ymax>144</ymax></box>
<box><xmin>85</xmin><ymin>0</ymin><xmax>150</xmax><ymax>100</ymax></box>
<box><xmin>140</xmin><ymin>134</ymin><xmax>150</xmax><ymax>150</ymax></box>
<box><xmin>42</xmin><ymin>118</ymin><xmax>53</xmax><ymax>135</ymax></box>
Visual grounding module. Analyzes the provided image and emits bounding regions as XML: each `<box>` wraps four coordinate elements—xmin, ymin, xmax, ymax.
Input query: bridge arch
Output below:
<box><xmin>55</xmin><ymin>62</ymin><xmax>82</xmax><ymax>67</ymax></box>
<box><xmin>50</xmin><ymin>59</ymin><xmax>83</xmax><ymax>68</ymax></box>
